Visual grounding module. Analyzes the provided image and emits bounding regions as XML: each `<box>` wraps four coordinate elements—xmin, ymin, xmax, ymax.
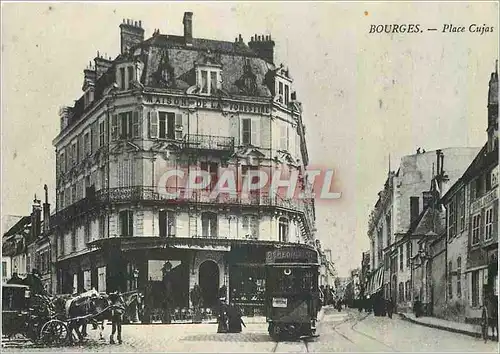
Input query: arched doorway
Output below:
<box><xmin>199</xmin><ymin>260</ymin><xmax>220</xmax><ymax>308</ymax></box>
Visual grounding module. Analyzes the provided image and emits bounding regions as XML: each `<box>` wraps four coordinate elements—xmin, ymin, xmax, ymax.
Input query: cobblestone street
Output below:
<box><xmin>3</xmin><ymin>308</ymin><xmax>498</xmax><ymax>352</ymax></box>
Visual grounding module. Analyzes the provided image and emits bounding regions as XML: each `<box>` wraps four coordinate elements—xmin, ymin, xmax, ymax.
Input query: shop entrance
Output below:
<box><xmin>199</xmin><ymin>260</ymin><xmax>219</xmax><ymax>308</ymax></box>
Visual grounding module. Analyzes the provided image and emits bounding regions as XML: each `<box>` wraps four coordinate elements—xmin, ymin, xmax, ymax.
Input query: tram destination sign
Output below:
<box><xmin>266</xmin><ymin>248</ymin><xmax>318</xmax><ymax>264</ymax></box>
<box><xmin>144</xmin><ymin>94</ymin><xmax>271</xmax><ymax>114</ymax></box>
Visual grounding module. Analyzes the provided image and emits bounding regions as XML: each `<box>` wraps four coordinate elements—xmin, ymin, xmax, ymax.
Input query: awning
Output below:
<box><xmin>367</xmin><ymin>266</ymin><xmax>384</xmax><ymax>296</ymax></box>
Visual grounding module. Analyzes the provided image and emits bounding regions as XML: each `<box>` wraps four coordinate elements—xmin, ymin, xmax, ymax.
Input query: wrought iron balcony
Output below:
<box><xmin>184</xmin><ymin>134</ymin><xmax>234</xmax><ymax>152</ymax></box>
<box><xmin>52</xmin><ymin>186</ymin><xmax>315</xmax><ymax>235</ymax></box>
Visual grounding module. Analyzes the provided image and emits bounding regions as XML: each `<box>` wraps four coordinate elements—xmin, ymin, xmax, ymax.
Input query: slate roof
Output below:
<box><xmin>61</xmin><ymin>33</ymin><xmax>277</xmax><ymax>133</ymax></box>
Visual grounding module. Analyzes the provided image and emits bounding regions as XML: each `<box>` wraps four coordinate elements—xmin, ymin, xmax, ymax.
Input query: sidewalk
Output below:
<box><xmin>399</xmin><ymin>312</ymin><xmax>498</xmax><ymax>341</ymax></box>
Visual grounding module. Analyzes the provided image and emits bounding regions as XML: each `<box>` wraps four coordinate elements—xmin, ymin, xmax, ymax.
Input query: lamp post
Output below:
<box><xmin>132</xmin><ymin>268</ymin><xmax>140</xmax><ymax>322</ymax></box>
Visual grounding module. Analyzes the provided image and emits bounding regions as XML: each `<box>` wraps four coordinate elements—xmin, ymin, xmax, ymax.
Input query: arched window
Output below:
<box><xmin>448</xmin><ymin>260</ymin><xmax>453</xmax><ymax>299</ymax></box>
<box><xmin>278</xmin><ymin>217</ymin><xmax>289</xmax><ymax>242</ymax></box>
<box><xmin>457</xmin><ymin>257</ymin><xmax>462</xmax><ymax>297</ymax></box>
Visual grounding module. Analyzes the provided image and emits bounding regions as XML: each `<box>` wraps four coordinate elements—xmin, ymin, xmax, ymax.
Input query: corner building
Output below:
<box><xmin>51</xmin><ymin>13</ymin><xmax>316</xmax><ymax>318</ymax></box>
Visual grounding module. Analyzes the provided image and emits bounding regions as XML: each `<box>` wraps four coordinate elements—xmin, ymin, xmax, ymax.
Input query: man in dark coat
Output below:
<box><xmin>7</xmin><ymin>272</ymin><xmax>23</xmax><ymax>284</ymax></box>
<box><xmin>386</xmin><ymin>297</ymin><xmax>394</xmax><ymax>318</ymax></box>
<box><xmin>227</xmin><ymin>304</ymin><xmax>246</xmax><ymax>333</ymax></box>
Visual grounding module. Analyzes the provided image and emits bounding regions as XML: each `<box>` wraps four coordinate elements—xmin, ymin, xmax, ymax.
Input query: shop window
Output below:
<box><xmin>201</xmin><ymin>212</ymin><xmax>218</xmax><ymax>238</ymax></box>
<box><xmin>159</xmin><ymin>210</ymin><xmax>176</xmax><ymax>237</ymax></box>
<box><xmin>119</xmin><ymin>210</ymin><xmax>134</xmax><ymax>237</ymax></box>
<box><xmin>471</xmin><ymin>270</ymin><xmax>479</xmax><ymax>307</ymax></box>
<box><xmin>83</xmin><ymin>270</ymin><xmax>91</xmax><ymax>292</ymax></box>
<box><xmin>456</xmin><ymin>257</ymin><xmax>462</xmax><ymax>298</ymax></box>
<box><xmin>278</xmin><ymin>217</ymin><xmax>289</xmax><ymax>242</ymax></box>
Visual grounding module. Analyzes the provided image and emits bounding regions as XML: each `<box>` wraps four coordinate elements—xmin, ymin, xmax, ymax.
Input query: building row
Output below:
<box><xmin>2</xmin><ymin>12</ymin><xmax>330</xmax><ymax>321</ymax></box>
<box><xmin>363</xmin><ymin>63</ymin><xmax>498</xmax><ymax>324</ymax></box>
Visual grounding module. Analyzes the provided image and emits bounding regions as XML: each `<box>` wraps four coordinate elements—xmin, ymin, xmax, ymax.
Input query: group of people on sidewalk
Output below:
<box><xmin>216</xmin><ymin>287</ymin><xmax>246</xmax><ymax>334</ymax></box>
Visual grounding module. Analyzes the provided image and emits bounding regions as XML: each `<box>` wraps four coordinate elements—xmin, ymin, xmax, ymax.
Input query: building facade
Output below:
<box><xmin>367</xmin><ymin>147</ymin><xmax>481</xmax><ymax>312</ymax></box>
<box><xmin>51</xmin><ymin>13</ymin><xmax>316</xmax><ymax>319</ymax></box>
<box><xmin>412</xmin><ymin>63</ymin><xmax>498</xmax><ymax>322</ymax></box>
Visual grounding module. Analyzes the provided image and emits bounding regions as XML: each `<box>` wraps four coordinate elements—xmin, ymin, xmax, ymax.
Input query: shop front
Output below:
<box><xmin>227</xmin><ymin>244</ymin><xmax>270</xmax><ymax>316</ymax></box>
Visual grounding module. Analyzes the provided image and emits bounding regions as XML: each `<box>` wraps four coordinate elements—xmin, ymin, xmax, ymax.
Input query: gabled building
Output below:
<box><xmin>50</xmin><ymin>13</ymin><xmax>316</xmax><ymax>320</ymax></box>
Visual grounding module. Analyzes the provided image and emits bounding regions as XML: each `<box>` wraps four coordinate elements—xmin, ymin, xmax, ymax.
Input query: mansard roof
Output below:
<box><xmin>131</xmin><ymin>35</ymin><xmax>274</xmax><ymax>97</ymax></box>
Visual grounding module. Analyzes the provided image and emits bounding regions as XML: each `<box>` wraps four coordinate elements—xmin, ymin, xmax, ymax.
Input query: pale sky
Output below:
<box><xmin>1</xmin><ymin>2</ymin><xmax>498</xmax><ymax>277</ymax></box>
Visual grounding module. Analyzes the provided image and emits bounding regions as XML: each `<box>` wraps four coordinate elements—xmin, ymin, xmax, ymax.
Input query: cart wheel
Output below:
<box><xmin>269</xmin><ymin>323</ymin><xmax>281</xmax><ymax>341</ymax></box>
<box><xmin>40</xmin><ymin>320</ymin><xmax>69</xmax><ymax>346</ymax></box>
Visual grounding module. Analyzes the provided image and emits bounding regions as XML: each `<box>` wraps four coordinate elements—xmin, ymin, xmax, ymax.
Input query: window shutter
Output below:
<box><xmin>92</xmin><ymin>122</ymin><xmax>98</xmax><ymax>153</ymax></box>
<box><xmin>111</xmin><ymin>114</ymin><xmax>118</xmax><ymax>141</ymax></box>
<box><xmin>480</xmin><ymin>209</ymin><xmax>485</xmax><ymax>241</ymax></box>
<box><xmin>149</xmin><ymin>111</ymin><xmax>158</xmax><ymax>138</ymax></box>
<box><xmin>128</xmin><ymin>211</ymin><xmax>134</xmax><ymax>236</ymax></box>
<box><xmin>175</xmin><ymin>114</ymin><xmax>183</xmax><ymax>140</ymax></box>
<box><xmin>251</xmin><ymin>119</ymin><xmax>259</xmax><ymax>146</ymax></box>
<box><xmin>159</xmin><ymin>210</ymin><xmax>166</xmax><ymax>237</ymax></box>
<box><xmin>230</xmin><ymin>115</ymin><xmax>239</xmax><ymax>146</ymax></box>
<box><xmin>133</xmin><ymin>111</ymin><xmax>140</xmax><ymax>138</ymax></box>
<box><xmin>120</xmin><ymin>211</ymin><xmax>126</xmax><ymax>236</ymax></box>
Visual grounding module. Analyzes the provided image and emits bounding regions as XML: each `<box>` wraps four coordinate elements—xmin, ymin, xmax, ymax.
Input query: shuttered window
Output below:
<box><xmin>279</xmin><ymin>122</ymin><xmax>288</xmax><ymax>150</ymax></box>
<box><xmin>119</xmin><ymin>210</ymin><xmax>133</xmax><ymax>237</ymax></box>
<box><xmin>148</xmin><ymin>111</ymin><xmax>158</xmax><ymax>138</ymax></box>
<box><xmin>111</xmin><ymin>114</ymin><xmax>118</xmax><ymax>140</ymax></box>
<box><xmin>485</xmin><ymin>207</ymin><xmax>494</xmax><ymax>240</ymax></box>
<box><xmin>133</xmin><ymin>111</ymin><xmax>141</xmax><ymax>138</ymax></box>
<box><xmin>175</xmin><ymin>114</ymin><xmax>183</xmax><ymax>139</ymax></box>
<box><xmin>242</xmin><ymin>119</ymin><xmax>251</xmax><ymax>145</ymax></box>
<box><xmin>159</xmin><ymin>210</ymin><xmax>176</xmax><ymax>237</ymax></box>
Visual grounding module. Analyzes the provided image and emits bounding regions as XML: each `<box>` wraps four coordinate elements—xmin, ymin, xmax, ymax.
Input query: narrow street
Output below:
<box><xmin>2</xmin><ymin>307</ymin><xmax>498</xmax><ymax>352</ymax></box>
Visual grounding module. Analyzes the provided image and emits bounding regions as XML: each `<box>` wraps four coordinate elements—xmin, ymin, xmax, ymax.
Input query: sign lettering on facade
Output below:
<box><xmin>144</xmin><ymin>94</ymin><xmax>271</xmax><ymax>115</ymax></box>
<box><xmin>470</xmin><ymin>188</ymin><xmax>498</xmax><ymax>214</ymax></box>
<box><xmin>266</xmin><ymin>248</ymin><xmax>318</xmax><ymax>263</ymax></box>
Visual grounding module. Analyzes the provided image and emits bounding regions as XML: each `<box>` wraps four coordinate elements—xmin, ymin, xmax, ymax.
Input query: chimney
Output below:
<box><xmin>94</xmin><ymin>52</ymin><xmax>113</xmax><ymax>79</ymax></box>
<box><xmin>183</xmin><ymin>12</ymin><xmax>193</xmax><ymax>46</ymax></box>
<box><xmin>31</xmin><ymin>195</ymin><xmax>42</xmax><ymax>240</ymax></box>
<box><xmin>43</xmin><ymin>184</ymin><xmax>50</xmax><ymax>234</ymax></box>
<box><xmin>82</xmin><ymin>66</ymin><xmax>96</xmax><ymax>91</ymax></box>
<box><xmin>119</xmin><ymin>18</ymin><xmax>145</xmax><ymax>54</ymax></box>
<box><xmin>248</xmin><ymin>33</ymin><xmax>275</xmax><ymax>64</ymax></box>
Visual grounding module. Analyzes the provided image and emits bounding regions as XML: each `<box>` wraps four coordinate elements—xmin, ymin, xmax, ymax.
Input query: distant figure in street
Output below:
<box><xmin>227</xmin><ymin>304</ymin><xmax>246</xmax><ymax>333</ymax></box>
<box><xmin>109</xmin><ymin>291</ymin><xmax>126</xmax><ymax>344</ymax></box>
<box><xmin>413</xmin><ymin>297</ymin><xmax>422</xmax><ymax>318</ymax></box>
<box><xmin>386</xmin><ymin>297</ymin><xmax>394</xmax><ymax>318</ymax></box>
<box><xmin>482</xmin><ymin>288</ymin><xmax>498</xmax><ymax>342</ymax></box>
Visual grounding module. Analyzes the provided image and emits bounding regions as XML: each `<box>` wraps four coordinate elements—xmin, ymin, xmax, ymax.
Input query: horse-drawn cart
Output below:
<box><xmin>2</xmin><ymin>283</ymin><xmax>69</xmax><ymax>346</ymax></box>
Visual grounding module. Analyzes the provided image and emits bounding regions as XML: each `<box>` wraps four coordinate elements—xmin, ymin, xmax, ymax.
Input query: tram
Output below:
<box><xmin>264</xmin><ymin>245</ymin><xmax>321</xmax><ymax>340</ymax></box>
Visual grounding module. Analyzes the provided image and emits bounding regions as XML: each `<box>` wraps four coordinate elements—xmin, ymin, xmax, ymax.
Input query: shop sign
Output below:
<box><xmin>144</xmin><ymin>94</ymin><xmax>271</xmax><ymax>114</ymax></box>
<box><xmin>470</xmin><ymin>188</ymin><xmax>498</xmax><ymax>214</ymax></box>
<box><xmin>266</xmin><ymin>248</ymin><xmax>318</xmax><ymax>263</ymax></box>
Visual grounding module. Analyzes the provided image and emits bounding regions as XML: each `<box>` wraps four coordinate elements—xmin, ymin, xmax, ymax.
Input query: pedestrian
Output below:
<box><xmin>109</xmin><ymin>291</ymin><xmax>126</xmax><ymax>344</ymax></box>
<box><xmin>386</xmin><ymin>297</ymin><xmax>394</xmax><ymax>319</ymax></box>
<box><xmin>227</xmin><ymin>304</ymin><xmax>246</xmax><ymax>333</ymax></box>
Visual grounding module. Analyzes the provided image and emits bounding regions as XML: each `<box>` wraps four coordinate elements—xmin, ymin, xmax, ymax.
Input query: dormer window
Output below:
<box><xmin>84</xmin><ymin>89</ymin><xmax>94</xmax><ymax>107</ymax></box>
<box><xmin>117</xmin><ymin>64</ymin><xmax>136</xmax><ymax>91</ymax></box>
<box><xmin>197</xmin><ymin>66</ymin><xmax>221</xmax><ymax>96</ymax></box>
<box><xmin>275</xmin><ymin>68</ymin><xmax>292</xmax><ymax>107</ymax></box>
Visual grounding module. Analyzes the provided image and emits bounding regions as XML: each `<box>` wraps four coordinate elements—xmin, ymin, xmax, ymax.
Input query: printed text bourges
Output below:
<box><xmin>369</xmin><ymin>24</ymin><xmax>494</xmax><ymax>35</ymax></box>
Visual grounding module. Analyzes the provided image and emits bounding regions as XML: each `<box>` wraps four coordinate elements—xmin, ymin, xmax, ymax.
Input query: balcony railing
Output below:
<box><xmin>52</xmin><ymin>186</ymin><xmax>315</xmax><ymax>234</ymax></box>
<box><xmin>184</xmin><ymin>134</ymin><xmax>234</xmax><ymax>152</ymax></box>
